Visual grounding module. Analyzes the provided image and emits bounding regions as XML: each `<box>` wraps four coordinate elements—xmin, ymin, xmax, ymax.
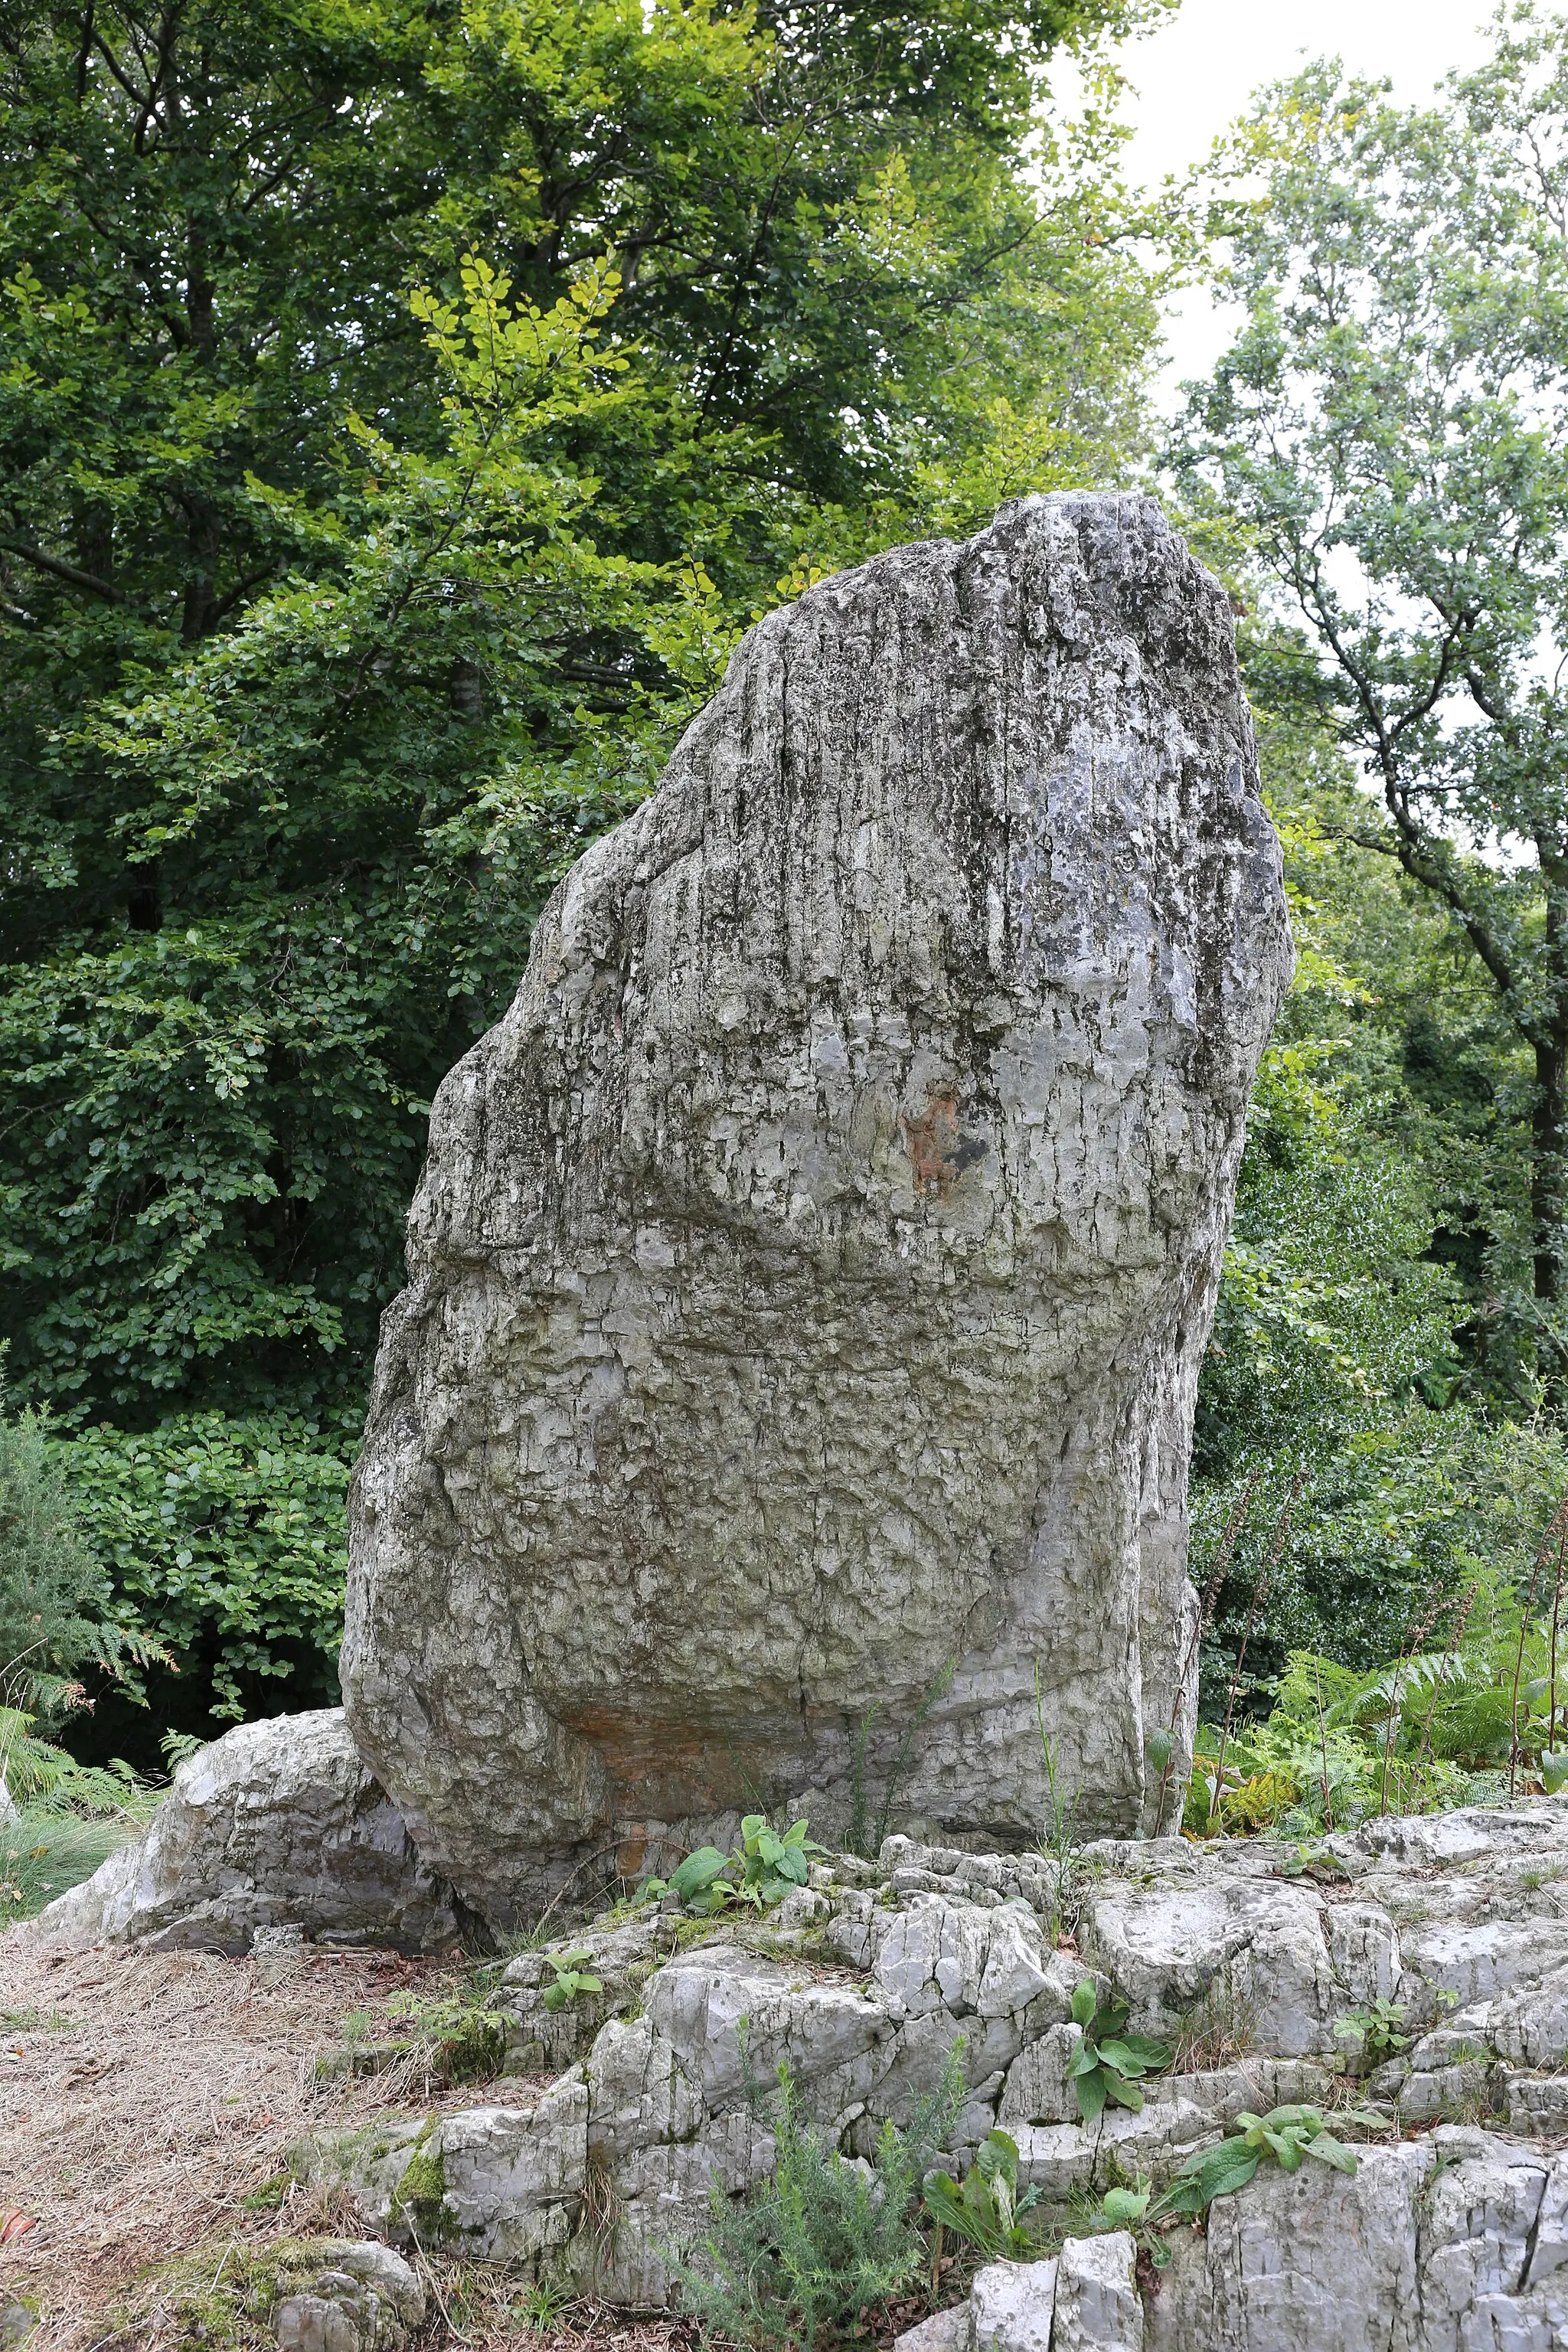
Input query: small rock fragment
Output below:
<box><xmin>969</xmin><ymin>2257</ymin><xmax>1058</xmax><ymax>2352</ymax></box>
<box><xmin>1051</xmin><ymin>2233</ymin><xmax>1142</xmax><ymax>2351</ymax></box>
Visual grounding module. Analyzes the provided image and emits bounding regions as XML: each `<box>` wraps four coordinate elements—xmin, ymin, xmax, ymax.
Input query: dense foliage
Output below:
<box><xmin>1173</xmin><ymin>15</ymin><xmax>1568</xmax><ymax>1724</ymax></box>
<box><xmin>1178</xmin><ymin>14</ymin><xmax>1568</xmax><ymax>1412</ymax></box>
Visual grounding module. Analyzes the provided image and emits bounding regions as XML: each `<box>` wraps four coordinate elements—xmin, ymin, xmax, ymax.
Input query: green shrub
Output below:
<box><xmin>60</xmin><ymin>1409</ymin><xmax>355</xmax><ymax>1720</ymax></box>
<box><xmin>1184</xmin><ymin>1547</ymin><xmax>1568</xmax><ymax>1836</ymax></box>
<box><xmin>668</xmin><ymin>2047</ymin><xmax>963</xmax><ymax>2348</ymax></box>
<box><xmin>0</xmin><ymin>1403</ymin><xmax>158</xmax><ymax>1713</ymax></box>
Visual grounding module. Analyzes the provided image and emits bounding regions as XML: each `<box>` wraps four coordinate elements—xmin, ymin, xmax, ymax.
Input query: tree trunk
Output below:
<box><xmin>1535</xmin><ymin>864</ymin><xmax>1568</xmax><ymax>1405</ymax></box>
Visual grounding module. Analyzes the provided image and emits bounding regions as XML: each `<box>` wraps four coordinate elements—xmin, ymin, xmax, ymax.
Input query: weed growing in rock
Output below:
<box><xmin>541</xmin><ymin>1949</ymin><xmax>603</xmax><ymax>2011</ymax></box>
<box><xmin>508</xmin><ymin>2276</ymin><xmax>573</xmax><ymax>2332</ymax></box>
<box><xmin>640</xmin><ymin>1815</ymin><xmax>825</xmax><ymax>1918</ymax></box>
<box><xmin>1172</xmin><ymin>1978</ymin><xmax>1257</xmax><ymax>2072</ymax></box>
<box><xmin>1334</xmin><ymin>1999</ymin><xmax>1412</xmax><ymax>2072</ymax></box>
<box><xmin>666</xmin><ymin>2043</ymin><xmax>963</xmax><ymax>2348</ymax></box>
<box><xmin>845</xmin><ymin>1662</ymin><xmax>956</xmax><ymax>1860</ymax></box>
<box><xmin>1084</xmin><ymin>2101</ymin><xmax>1387</xmax><ymax>2262</ymax></box>
<box><xmin>1034</xmin><ymin>1660</ymin><xmax>1083</xmax><ymax>1938</ymax></box>
<box><xmin>1171</xmin><ymin>2104</ymin><xmax>1387</xmax><ymax>2206</ymax></box>
<box><xmin>384</xmin><ymin>1985</ymin><xmax>509</xmax><ymax>2086</ymax></box>
<box><xmin>922</xmin><ymin>2128</ymin><xmax>1042</xmax><ymax>2261</ymax></box>
<box><xmin>1067</xmin><ymin>1980</ymin><xmax>1171</xmax><ymax>2122</ymax></box>
<box><xmin>733</xmin><ymin>1815</ymin><xmax>821</xmax><ymax>1908</ymax></box>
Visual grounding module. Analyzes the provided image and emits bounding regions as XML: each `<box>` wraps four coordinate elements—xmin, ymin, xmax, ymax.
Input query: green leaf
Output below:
<box><xmin>1075</xmin><ymin>2068</ymin><xmax>1109</xmax><ymax>2125</ymax></box>
<box><xmin>1184</xmin><ymin>2141</ymin><xmax>1261</xmax><ymax>2206</ymax></box>
<box><xmin>670</xmin><ymin>1846</ymin><xmax>731</xmax><ymax>1903</ymax></box>
<box><xmin>1103</xmin><ymin>2069</ymin><xmax>1145</xmax><ymax>2112</ymax></box>
<box><xmin>976</xmin><ymin>2131</ymin><xmax>1020</xmax><ymax>2189</ymax></box>
<box><xmin>1304</xmin><ymin>2134</ymin><xmax>1359</xmax><ymax>2175</ymax></box>
<box><xmin>1070</xmin><ymin>1980</ymin><xmax>1098</xmax><ymax>2027</ymax></box>
<box><xmin>1096</xmin><ymin>2040</ymin><xmax>1150</xmax><ymax>2077</ymax></box>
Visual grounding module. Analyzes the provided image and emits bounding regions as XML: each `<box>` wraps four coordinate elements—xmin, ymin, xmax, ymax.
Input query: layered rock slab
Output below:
<box><xmin>343</xmin><ymin>490</ymin><xmax>1292</xmax><ymax>1918</ymax></box>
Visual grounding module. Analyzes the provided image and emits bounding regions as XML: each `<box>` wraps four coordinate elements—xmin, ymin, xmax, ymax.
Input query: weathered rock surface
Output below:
<box><xmin>292</xmin><ymin>1792</ymin><xmax>1568</xmax><ymax>2347</ymax></box>
<box><xmin>28</xmin><ymin>1709</ymin><xmax>461</xmax><ymax>1952</ymax></box>
<box><xmin>972</xmin><ymin>2257</ymin><xmax>1059</xmax><ymax>2352</ymax></box>
<box><xmin>342</xmin><ymin>491</ymin><xmax>1292</xmax><ymax>1919</ymax></box>
<box><xmin>272</xmin><ymin>2243</ymin><xmax>424</xmax><ymax>2352</ymax></box>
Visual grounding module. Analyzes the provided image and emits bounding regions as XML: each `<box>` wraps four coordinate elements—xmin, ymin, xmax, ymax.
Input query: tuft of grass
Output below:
<box><xmin>0</xmin><ymin>1802</ymin><xmax>139</xmax><ymax>1920</ymax></box>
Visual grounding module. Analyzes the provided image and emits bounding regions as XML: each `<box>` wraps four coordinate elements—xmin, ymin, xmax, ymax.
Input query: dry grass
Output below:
<box><xmin>0</xmin><ymin>1927</ymin><xmax>956</xmax><ymax>2352</ymax></box>
<box><xmin>0</xmin><ymin>1926</ymin><xmax>517</xmax><ymax>2350</ymax></box>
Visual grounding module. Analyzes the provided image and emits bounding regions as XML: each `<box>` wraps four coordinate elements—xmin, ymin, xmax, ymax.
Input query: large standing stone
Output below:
<box><xmin>342</xmin><ymin>492</ymin><xmax>1291</xmax><ymax>1920</ymax></box>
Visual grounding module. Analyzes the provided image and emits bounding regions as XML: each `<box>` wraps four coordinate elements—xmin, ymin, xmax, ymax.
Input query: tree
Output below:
<box><xmin>1175</xmin><ymin>9</ymin><xmax>1568</xmax><ymax>1407</ymax></box>
<box><xmin>0</xmin><ymin>0</ymin><xmax>1168</xmax><ymax>1734</ymax></box>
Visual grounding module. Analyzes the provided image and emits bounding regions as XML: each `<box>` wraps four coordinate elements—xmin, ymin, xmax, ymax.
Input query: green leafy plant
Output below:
<box><xmin>640</xmin><ymin>1815</ymin><xmax>825</xmax><ymax>1918</ymax></box>
<box><xmin>733</xmin><ymin>1815</ymin><xmax>822</xmax><ymax>1909</ymax></box>
<box><xmin>1067</xmin><ymin>1980</ymin><xmax>1172</xmax><ymax>2122</ymax></box>
<box><xmin>541</xmin><ymin>1949</ymin><xmax>603</xmax><ymax>2012</ymax></box>
<box><xmin>667</xmin><ymin>2047</ymin><xmax>963</xmax><ymax>2349</ymax></box>
<box><xmin>1094</xmin><ymin>2177</ymin><xmax>1183</xmax><ymax>2270</ymax></box>
<box><xmin>509</xmin><ymin>2278</ymin><xmax>573</xmax><ymax>2332</ymax></box>
<box><xmin>1168</xmin><ymin>2105</ymin><xmax>1386</xmax><ymax>2210</ymax></box>
<box><xmin>1334</xmin><ymin>2000</ymin><xmax>1412</xmax><ymax>2070</ymax></box>
<box><xmin>385</xmin><ymin>1986</ymin><xmax>510</xmax><ymax>2086</ymax></box>
<box><xmin>638</xmin><ymin>1843</ymin><xmax>734</xmax><ymax>1916</ymax></box>
<box><xmin>922</xmin><ymin>2128</ymin><xmax>1041</xmax><ymax>2260</ymax></box>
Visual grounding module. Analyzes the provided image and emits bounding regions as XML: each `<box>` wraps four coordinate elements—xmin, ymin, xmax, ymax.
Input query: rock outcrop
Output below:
<box><xmin>342</xmin><ymin>490</ymin><xmax>1292</xmax><ymax>1920</ymax></box>
<box><xmin>29</xmin><ymin>1708</ymin><xmax>461</xmax><ymax>1952</ymax></box>
<box><xmin>299</xmin><ymin>1795</ymin><xmax>1568</xmax><ymax>2347</ymax></box>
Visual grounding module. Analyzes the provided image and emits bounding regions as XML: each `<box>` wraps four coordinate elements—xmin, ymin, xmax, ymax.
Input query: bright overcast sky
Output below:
<box><xmin>1109</xmin><ymin>0</ymin><xmax>1504</xmax><ymax>400</ymax></box>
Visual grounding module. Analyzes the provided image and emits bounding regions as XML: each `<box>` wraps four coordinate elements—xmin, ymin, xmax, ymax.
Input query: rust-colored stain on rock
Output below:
<box><xmin>903</xmin><ymin>1091</ymin><xmax>991</xmax><ymax>1195</ymax></box>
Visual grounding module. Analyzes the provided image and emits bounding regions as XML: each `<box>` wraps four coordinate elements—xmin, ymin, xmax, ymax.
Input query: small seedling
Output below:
<box><xmin>1334</xmin><ymin>1998</ymin><xmax>1411</xmax><ymax>2069</ymax></box>
<box><xmin>923</xmin><ymin>2129</ymin><xmax>1041</xmax><ymax>2259</ymax></box>
<box><xmin>1067</xmin><ymin>1979</ymin><xmax>1172</xmax><ymax>2122</ymax></box>
<box><xmin>386</xmin><ymin>1986</ymin><xmax>510</xmax><ymax>2083</ymax></box>
<box><xmin>1097</xmin><ymin>2176</ymin><xmax>1181</xmax><ymax>2270</ymax></box>
<box><xmin>542</xmin><ymin>1948</ymin><xmax>603</xmax><ymax>2011</ymax></box>
<box><xmin>510</xmin><ymin>2276</ymin><xmax>573</xmax><ymax>2331</ymax></box>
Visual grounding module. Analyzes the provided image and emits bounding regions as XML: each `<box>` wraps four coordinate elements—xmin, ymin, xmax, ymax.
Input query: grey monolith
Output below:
<box><xmin>341</xmin><ymin>492</ymin><xmax>1292</xmax><ymax>1922</ymax></box>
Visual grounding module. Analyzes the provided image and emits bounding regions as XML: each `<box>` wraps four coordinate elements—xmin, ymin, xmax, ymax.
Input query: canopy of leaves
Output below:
<box><xmin>1173</xmin><ymin>11</ymin><xmax>1568</xmax><ymax>1397</ymax></box>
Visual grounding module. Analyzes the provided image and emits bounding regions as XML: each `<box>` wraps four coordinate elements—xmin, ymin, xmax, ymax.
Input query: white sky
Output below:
<box><xmin>1110</xmin><ymin>0</ymin><xmax>1503</xmax><ymax>401</ymax></box>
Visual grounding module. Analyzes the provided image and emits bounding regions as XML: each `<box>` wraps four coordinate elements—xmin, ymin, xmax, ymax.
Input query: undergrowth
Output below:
<box><xmin>666</xmin><ymin>2040</ymin><xmax>965</xmax><ymax>2348</ymax></box>
<box><xmin>1187</xmin><ymin>1557</ymin><xmax>1568</xmax><ymax>1835</ymax></box>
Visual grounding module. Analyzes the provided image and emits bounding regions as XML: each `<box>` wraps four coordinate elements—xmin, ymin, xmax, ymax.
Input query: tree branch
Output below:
<box><xmin>0</xmin><ymin>540</ymin><xmax>122</xmax><ymax>601</ymax></box>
